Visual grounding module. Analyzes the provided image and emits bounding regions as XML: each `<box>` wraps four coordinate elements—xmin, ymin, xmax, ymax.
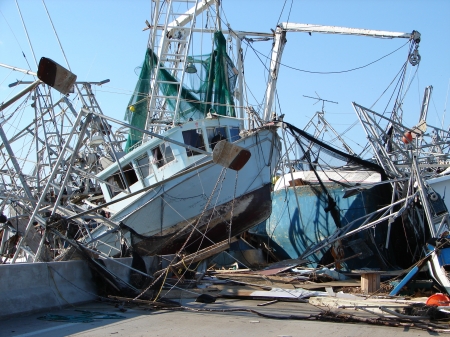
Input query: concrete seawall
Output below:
<box><xmin>0</xmin><ymin>260</ymin><xmax>98</xmax><ymax>319</ymax></box>
<box><xmin>0</xmin><ymin>256</ymin><xmax>161</xmax><ymax>319</ymax></box>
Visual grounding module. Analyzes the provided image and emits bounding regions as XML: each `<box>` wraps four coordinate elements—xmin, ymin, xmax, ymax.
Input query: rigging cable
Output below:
<box><xmin>246</xmin><ymin>39</ymin><xmax>410</xmax><ymax>75</ymax></box>
<box><xmin>276</xmin><ymin>0</ymin><xmax>288</xmax><ymax>25</ymax></box>
<box><xmin>42</xmin><ymin>0</ymin><xmax>72</xmax><ymax>71</ymax></box>
<box><xmin>286</xmin><ymin>0</ymin><xmax>294</xmax><ymax>25</ymax></box>
<box><xmin>356</xmin><ymin>60</ymin><xmax>410</xmax><ymax>158</ymax></box>
<box><xmin>0</xmin><ymin>10</ymin><xmax>34</xmax><ymax>76</ymax></box>
<box><xmin>15</xmin><ymin>0</ymin><xmax>38</xmax><ymax>69</ymax></box>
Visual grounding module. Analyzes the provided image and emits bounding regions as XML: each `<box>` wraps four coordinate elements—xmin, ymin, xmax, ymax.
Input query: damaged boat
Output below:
<box><xmin>81</xmin><ymin>1</ymin><xmax>281</xmax><ymax>257</ymax></box>
<box><xmin>250</xmin><ymin>118</ymin><xmax>393</xmax><ymax>269</ymax></box>
<box><xmin>247</xmin><ymin>24</ymin><xmax>424</xmax><ymax>271</ymax></box>
<box><xmin>0</xmin><ymin>0</ymin><xmax>281</xmax><ymax>263</ymax></box>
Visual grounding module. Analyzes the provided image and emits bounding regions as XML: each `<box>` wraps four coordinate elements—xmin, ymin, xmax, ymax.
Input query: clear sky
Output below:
<box><xmin>1</xmin><ymin>0</ymin><xmax>449</xmax><ymax>158</ymax></box>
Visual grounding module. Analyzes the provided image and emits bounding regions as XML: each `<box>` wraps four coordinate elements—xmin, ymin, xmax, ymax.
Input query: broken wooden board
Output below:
<box><xmin>308</xmin><ymin>296</ymin><xmax>421</xmax><ymax>314</ymax></box>
<box><xmin>294</xmin><ymin>279</ymin><xmax>361</xmax><ymax>290</ymax></box>
<box><xmin>213</xmin><ymin>273</ymin><xmax>300</xmax><ymax>285</ymax></box>
<box><xmin>254</xmin><ymin>258</ymin><xmax>309</xmax><ymax>276</ymax></box>
<box><xmin>158</xmin><ymin>288</ymin><xmax>218</xmax><ymax>299</ymax></box>
<box><xmin>155</xmin><ymin>237</ymin><xmax>238</xmax><ymax>277</ymax></box>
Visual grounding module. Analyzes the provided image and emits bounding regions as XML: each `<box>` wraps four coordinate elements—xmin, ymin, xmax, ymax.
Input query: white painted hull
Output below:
<box><xmin>89</xmin><ymin>127</ymin><xmax>280</xmax><ymax>255</ymax></box>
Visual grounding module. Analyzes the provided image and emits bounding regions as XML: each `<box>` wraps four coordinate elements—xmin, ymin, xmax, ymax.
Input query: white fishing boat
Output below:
<box><xmin>0</xmin><ymin>0</ymin><xmax>281</xmax><ymax>262</ymax></box>
<box><xmin>81</xmin><ymin>0</ymin><xmax>282</xmax><ymax>256</ymax></box>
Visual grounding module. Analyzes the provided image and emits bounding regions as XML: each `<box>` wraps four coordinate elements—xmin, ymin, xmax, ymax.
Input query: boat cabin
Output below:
<box><xmin>96</xmin><ymin>116</ymin><xmax>242</xmax><ymax>209</ymax></box>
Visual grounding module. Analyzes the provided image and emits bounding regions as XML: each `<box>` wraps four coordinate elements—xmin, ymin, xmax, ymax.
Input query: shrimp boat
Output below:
<box><xmin>249</xmin><ymin>112</ymin><xmax>392</xmax><ymax>269</ymax></box>
<box><xmin>65</xmin><ymin>0</ymin><xmax>281</xmax><ymax>257</ymax></box>
<box><xmin>0</xmin><ymin>0</ymin><xmax>281</xmax><ymax>263</ymax></box>
<box><xmin>243</xmin><ymin>22</ymin><xmax>423</xmax><ymax>270</ymax></box>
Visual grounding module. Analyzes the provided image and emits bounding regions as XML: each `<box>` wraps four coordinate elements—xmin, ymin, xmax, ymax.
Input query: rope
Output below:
<box><xmin>133</xmin><ymin>167</ymin><xmax>228</xmax><ymax>301</ymax></box>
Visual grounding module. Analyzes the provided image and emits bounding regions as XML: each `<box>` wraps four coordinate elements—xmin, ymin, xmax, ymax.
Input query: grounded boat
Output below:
<box><xmin>0</xmin><ymin>0</ymin><xmax>282</xmax><ymax>263</ymax></box>
<box><xmin>250</xmin><ymin>169</ymin><xmax>391</xmax><ymax>269</ymax></box>
<box><xmin>92</xmin><ymin>117</ymin><xmax>280</xmax><ymax>256</ymax></box>
<box><xmin>82</xmin><ymin>2</ymin><xmax>282</xmax><ymax>256</ymax></box>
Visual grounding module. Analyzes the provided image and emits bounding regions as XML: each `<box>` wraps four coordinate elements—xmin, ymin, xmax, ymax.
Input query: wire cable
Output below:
<box><xmin>246</xmin><ymin>39</ymin><xmax>410</xmax><ymax>75</ymax></box>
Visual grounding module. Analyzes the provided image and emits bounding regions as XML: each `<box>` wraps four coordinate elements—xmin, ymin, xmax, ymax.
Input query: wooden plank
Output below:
<box><xmin>213</xmin><ymin>273</ymin><xmax>299</xmax><ymax>284</ymax></box>
<box><xmin>155</xmin><ymin>237</ymin><xmax>238</xmax><ymax>276</ymax></box>
<box><xmin>253</xmin><ymin>258</ymin><xmax>309</xmax><ymax>276</ymax></box>
<box><xmin>294</xmin><ymin>279</ymin><xmax>361</xmax><ymax>290</ymax></box>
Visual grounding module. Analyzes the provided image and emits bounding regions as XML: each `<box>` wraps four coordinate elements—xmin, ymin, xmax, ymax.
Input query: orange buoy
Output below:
<box><xmin>402</xmin><ymin>131</ymin><xmax>413</xmax><ymax>144</ymax></box>
<box><xmin>426</xmin><ymin>293</ymin><xmax>450</xmax><ymax>306</ymax></box>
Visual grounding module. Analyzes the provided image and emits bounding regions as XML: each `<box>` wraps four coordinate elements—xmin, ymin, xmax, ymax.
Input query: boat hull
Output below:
<box><xmin>130</xmin><ymin>183</ymin><xmax>273</xmax><ymax>255</ymax></box>
<box><xmin>250</xmin><ymin>180</ymin><xmax>390</xmax><ymax>269</ymax></box>
<box><xmin>90</xmin><ymin>127</ymin><xmax>280</xmax><ymax>255</ymax></box>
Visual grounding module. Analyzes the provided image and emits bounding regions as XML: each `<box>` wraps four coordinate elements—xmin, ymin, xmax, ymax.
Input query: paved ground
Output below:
<box><xmin>1</xmin><ymin>297</ymin><xmax>439</xmax><ymax>337</ymax></box>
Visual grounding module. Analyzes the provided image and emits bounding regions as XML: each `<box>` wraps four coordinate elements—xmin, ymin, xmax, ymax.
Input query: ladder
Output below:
<box><xmin>146</xmin><ymin>0</ymin><xmax>213</xmax><ymax>130</ymax></box>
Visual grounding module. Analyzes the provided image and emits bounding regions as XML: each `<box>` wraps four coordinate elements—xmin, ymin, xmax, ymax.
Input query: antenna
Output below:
<box><xmin>303</xmin><ymin>92</ymin><xmax>338</xmax><ymax>112</ymax></box>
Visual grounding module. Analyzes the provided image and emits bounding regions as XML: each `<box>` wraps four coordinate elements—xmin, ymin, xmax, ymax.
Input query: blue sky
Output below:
<box><xmin>1</xmin><ymin>0</ymin><xmax>449</xmax><ymax>157</ymax></box>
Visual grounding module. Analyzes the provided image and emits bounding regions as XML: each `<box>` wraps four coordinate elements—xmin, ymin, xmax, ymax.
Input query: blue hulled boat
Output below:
<box><xmin>250</xmin><ymin>169</ymin><xmax>392</xmax><ymax>270</ymax></box>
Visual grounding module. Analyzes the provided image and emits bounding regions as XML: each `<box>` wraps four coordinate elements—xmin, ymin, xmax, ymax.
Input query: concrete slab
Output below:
<box><xmin>0</xmin><ymin>298</ymin><xmax>434</xmax><ymax>337</ymax></box>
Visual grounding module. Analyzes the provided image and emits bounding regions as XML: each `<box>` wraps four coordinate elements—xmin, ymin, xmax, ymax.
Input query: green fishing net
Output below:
<box><xmin>124</xmin><ymin>31</ymin><xmax>237</xmax><ymax>152</ymax></box>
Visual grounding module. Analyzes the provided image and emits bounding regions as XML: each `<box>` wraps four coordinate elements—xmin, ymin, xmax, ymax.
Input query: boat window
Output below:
<box><xmin>106</xmin><ymin>163</ymin><xmax>138</xmax><ymax>197</ymax></box>
<box><xmin>135</xmin><ymin>153</ymin><xmax>153</xmax><ymax>178</ymax></box>
<box><xmin>122</xmin><ymin>163</ymin><xmax>139</xmax><ymax>186</ymax></box>
<box><xmin>152</xmin><ymin>143</ymin><xmax>175</xmax><ymax>168</ymax></box>
<box><xmin>107</xmin><ymin>175</ymin><xmax>123</xmax><ymax>198</ymax></box>
<box><xmin>206</xmin><ymin>126</ymin><xmax>228</xmax><ymax>150</ymax></box>
<box><xmin>162</xmin><ymin>143</ymin><xmax>174</xmax><ymax>163</ymax></box>
<box><xmin>229</xmin><ymin>127</ymin><xmax>241</xmax><ymax>142</ymax></box>
<box><xmin>182</xmin><ymin>129</ymin><xmax>206</xmax><ymax>157</ymax></box>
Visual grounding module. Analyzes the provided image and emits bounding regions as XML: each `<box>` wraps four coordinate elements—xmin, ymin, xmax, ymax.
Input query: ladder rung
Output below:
<box><xmin>161</xmin><ymin>58</ymin><xmax>186</xmax><ymax>63</ymax></box>
<box><xmin>161</xmin><ymin>53</ymin><xmax>186</xmax><ymax>57</ymax></box>
<box><xmin>49</xmin><ymin>182</ymin><xmax>61</xmax><ymax>190</ymax></box>
<box><xmin>167</xmin><ymin>38</ymin><xmax>187</xmax><ymax>43</ymax></box>
<box><xmin>156</xmin><ymin>80</ymin><xmax>181</xmax><ymax>84</ymax></box>
<box><xmin>159</xmin><ymin>67</ymin><xmax>183</xmax><ymax>71</ymax></box>
<box><xmin>153</xmin><ymin>95</ymin><xmax>179</xmax><ymax>99</ymax></box>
